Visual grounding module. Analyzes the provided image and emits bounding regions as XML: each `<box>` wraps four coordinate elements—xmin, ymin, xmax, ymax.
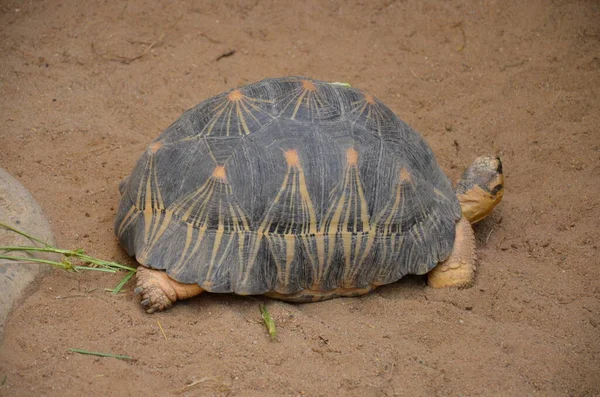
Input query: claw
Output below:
<box><xmin>134</xmin><ymin>286</ymin><xmax>144</xmax><ymax>295</ymax></box>
<box><xmin>146</xmin><ymin>307</ymin><xmax>157</xmax><ymax>314</ymax></box>
<box><xmin>140</xmin><ymin>299</ymin><xmax>150</xmax><ymax>307</ymax></box>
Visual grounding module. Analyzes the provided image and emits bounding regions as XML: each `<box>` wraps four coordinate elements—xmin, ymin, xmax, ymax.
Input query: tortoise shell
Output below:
<box><xmin>115</xmin><ymin>77</ymin><xmax>461</xmax><ymax>295</ymax></box>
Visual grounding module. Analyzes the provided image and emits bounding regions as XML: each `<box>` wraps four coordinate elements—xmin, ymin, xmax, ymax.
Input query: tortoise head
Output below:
<box><xmin>455</xmin><ymin>156</ymin><xmax>504</xmax><ymax>224</ymax></box>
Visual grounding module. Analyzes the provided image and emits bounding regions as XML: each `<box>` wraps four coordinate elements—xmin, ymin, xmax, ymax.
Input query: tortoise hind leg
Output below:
<box><xmin>427</xmin><ymin>216</ymin><xmax>477</xmax><ymax>288</ymax></box>
<box><xmin>134</xmin><ymin>266</ymin><xmax>204</xmax><ymax>313</ymax></box>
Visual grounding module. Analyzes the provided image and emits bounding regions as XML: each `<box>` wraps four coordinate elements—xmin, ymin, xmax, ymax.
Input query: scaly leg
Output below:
<box><xmin>428</xmin><ymin>216</ymin><xmax>476</xmax><ymax>288</ymax></box>
<box><xmin>134</xmin><ymin>266</ymin><xmax>204</xmax><ymax>313</ymax></box>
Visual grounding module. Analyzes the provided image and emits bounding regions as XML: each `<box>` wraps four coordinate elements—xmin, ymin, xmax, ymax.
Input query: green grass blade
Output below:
<box><xmin>259</xmin><ymin>304</ymin><xmax>277</xmax><ymax>340</ymax></box>
<box><xmin>109</xmin><ymin>271</ymin><xmax>135</xmax><ymax>294</ymax></box>
<box><xmin>0</xmin><ymin>245</ymin><xmax>74</xmax><ymax>256</ymax></box>
<box><xmin>69</xmin><ymin>348</ymin><xmax>132</xmax><ymax>360</ymax></box>
<box><xmin>72</xmin><ymin>266</ymin><xmax>117</xmax><ymax>273</ymax></box>
<box><xmin>77</xmin><ymin>254</ymin><xmax>137</xmax><ymax>272</ymax></box>
<box><xmin>0</xmin><ymin>222</ymin><xmax>49</xmax><ymax>246</ymax></box>
<box><xmin>1</xmin><ymin>223</ymin><xmax>137</xmax><ymax>292</ymax></box>
<box><xmin>0</xmin><ymin>254</ymin><xmax>72</xmax><ymax>269</ymax></box>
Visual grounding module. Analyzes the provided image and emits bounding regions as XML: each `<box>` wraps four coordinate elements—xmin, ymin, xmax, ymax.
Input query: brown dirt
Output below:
<box><xmin>1</xmin><ymin>0</ymin><xmax>599</xmax><ymax>396</ymax></box>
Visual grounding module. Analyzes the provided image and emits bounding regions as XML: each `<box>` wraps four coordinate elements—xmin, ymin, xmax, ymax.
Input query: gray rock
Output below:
<box><xmin>0</xmin><ymin>168</ymin><xmax>58</xmax><ymax>338</ymax></box>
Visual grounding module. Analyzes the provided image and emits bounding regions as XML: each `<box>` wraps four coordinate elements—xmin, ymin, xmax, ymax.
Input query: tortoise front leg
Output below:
<box><xmin>427</xmin><ymin>216</ymin><xmax>476</xmax><ymax>288</ymax></box>
<box><xmin>134</xmin><ymin>266</ymin><xmax>204</xmax><ymax>313</ymax></box>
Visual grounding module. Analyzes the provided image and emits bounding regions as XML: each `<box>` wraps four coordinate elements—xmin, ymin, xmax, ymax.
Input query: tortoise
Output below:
<box><xmin>114</xmin><ymin>77</ymin><xmax>504</xmax><ymax>313</ymax></box>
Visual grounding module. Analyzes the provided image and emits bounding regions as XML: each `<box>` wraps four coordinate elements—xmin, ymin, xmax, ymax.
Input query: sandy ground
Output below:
<box><xmin>1</xmin><ymin>0</ymin><xmax>599</xmax><ymax>396</ymax></box>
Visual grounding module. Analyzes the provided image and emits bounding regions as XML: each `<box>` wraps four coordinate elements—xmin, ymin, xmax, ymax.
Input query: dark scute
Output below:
<box><xmin>157</xmin><ymin>139</ymin><xmax>233</xmax><ymax>208</ymax></box>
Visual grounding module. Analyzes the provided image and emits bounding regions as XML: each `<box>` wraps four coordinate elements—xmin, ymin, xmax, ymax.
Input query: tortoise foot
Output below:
<box><xmin>134</xmin><ymin>266</ymin><xmax>203</xmax><ymax>313</ymax></box>
<box><xmin>427</xmin><ymin>259</ymin><xmax>475</xmax><ymax>288</ymax></box>
<box><xmin>428</xmin><ymin>216</ymin><xmax>477</xmax><ymax>289</ymax></box>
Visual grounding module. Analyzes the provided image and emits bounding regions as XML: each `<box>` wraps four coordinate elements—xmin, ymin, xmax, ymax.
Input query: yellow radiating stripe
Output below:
<box><xmin>245</xmin><ymin>159</ymin><xmax>294</xmax><ymax>287</ymax></box>
<box><xmin>354</xmin><ymin>169</ymin><xmax>370</xmax><ymax>232</ymax></box>
<box><xmin>235</xmin><ymin>102</ymin><xmax>251</xmax><ymax>135</ymax></box>
<box><xmin>327</xmin><ymin>195</ymin><xmax>345</xmax><ymax>261</ymax></box>
<box><xmin>203</xmin><ymin>139</ymin><xmax>218</xmax><ymax>164</ymax></box>
<box><xmin>287</xmin><ymin>170</ymin><xmax>297</xmax><ymax>234</ymax></box>
<box><xmin>397</xmin><ymin>182</ymin><xmax>407</xmax><ymax>234</ymax></box>
<box><xmin>356</xmin><ymin>232</ymin><xmax>376</xmax><ymax>277</ymax></box>
<box><xmin>143</xmin><ymin>210</ymin><xmax>153</xmax><ymax>245</ymax></box>
<box><xmin>284</xmin><ymin>234</ymin><xmax>295</xmax><ymax>286</ymax></box>
<box><xmin>358</xmin><ymin>102</ymin><xmax>368</xmax><ymax>117</ymax></box>
<box><xmin>353</xmin><ymin>233</ymin><xmax>362</xmax><ymax>269</ymax></box>
<box><xmin>343</xmin><ymin>169</ymin><xmax>353</xmax><ymax>232</ymax></box>
<box><xmin>174</xmin><ymin>222</ymin><xmax>195</xmax><ymax>272</ymax></box>
<box><xmin>202</xmin><ymin>100</ymin><xmax>229</xmax><ymax>136</ymax></box>
<box><xmin>206</xmin><ymin>229</ymin><xmax>225</xmax><ymax>280</ymax></box>
<box><xmin>225</xmin><ymin>102</ymin><xmax>234</xmax><ymax>136</ymax></box>
<box><xmin>322</xmin><ymin>185</ymin><xmax>339</xmax><ymax>232</ymax></box>
<box><xmin>116</xmin><ymin>206</ymin><xmax>137</xmax><ymax>237</ymax></box>
<box><xmin>300</xmin><ymin>235</ymin><xmax>318</xmax><ymax>283</ymax></box>
<box><xmin>245</xmin><ymin>95</ymin><xmax>273</xmax><ymax>104</ymax></box>
<box><xmin>142</xmin><ymin>157</ymin><xmax>155</xmax><ymax>243</ymax></box>
<box><xmin>195</xmin><ymin>181</ymin><xmax>217</xmax><ymax>227</ymax></box>
<box><xmin>144</xmin><ymin>159</ymin><xmax>154</xmax><ymax>210</ymax></box>
<box><xmin>383</xmin><ymin>184</ymin><xmax>402</xmax><ymax>235</ymax></box>
<box><xmin>341</xmin><ymin>230</ymin><xmax>352</xmax><ymax>287</ymax></box>
<box><xmin>177</xmin><ymin>178</ymin><xmax>215</xmax><ymax>225</ymax></box>
<box><xmin>345</xmin><ymin>233</ymin><xmax>363</xmax><ymax>282</ymax></box>
<box><xmin>240</xmin><ymin>99</ymin><xmax>264</xmax><ymax>125</ymax></box>
<box><xmin>148</xmin><ymin>209</ymin><xmax>161</xmax><ymax>244</ymax></box>
<box><xmin>313</xmin><ymin>91</ymin><xmax>326</xmax><ymax>112</ymax></box>
<box><xmin>267</xmin><ymin>236</ymin><xmax>284</xmax><ymax>286</ymax></box>
<box><xmin>327</xmin><ymin>162</ymin><xmax>351</xmax><ymax>231</ymax></box>
<box><xmin>376</xmin><ymin>234</ymin><xmax>403</xmax><ymax>283</ymax></box>
<box><xmin>237</xmin><ymin>231</ymin><xmax>245</xmax><ymax>282</ymax></box>
<box><xmin>208</xmin><ymin>230</ymin><xmax>236</xmax><ymax>283</ymax></box>
<box><xmin>315</xmin><ymin>232</ymin><xmax>325</xmax><ymax>282</ymax></box>
<box><xmin>135</xmin><ymin>157</ymin><xmax>149</xmax><ymax>208</ymax></box>
<box><xmin>304</xmin><ymin>195</ymin><xmax>314</xmax><ymax>233</ymax></box>
<box><xmin>149</xmin><ymin>207</ymin><xmax>163</xmax><ymax>248</ymax></box>
<box><xmin>148</xmin><ymin>164</ymin><xmax>166</xmax><ymax>241</ymax></box>
<box><xmin>241</xmin><ymin>233</ymin><xmax>263</xmax><ymax>287</ymax></box>
<box><xmin>352</xmin><ymin>173</ymin><xmax>359</xmax><ymax>231</ymax></box>
<box><xmin>307</xmin><ymin>91</ymin><xmax>315</xmax><ymax>117</ymax></box>
<box><xmin>258</xmin><ymin>165</ymin><xmax>291</xmax><ymax>233</ymax></box>
<box><xmin>152</xmin><ymin>158</ymin><xmax>164</xmax><ymax>208</ymax></box>
<box><xmin>366</xmin><ymin>105</ymin><xmax>373</xmax><ymax>122</ymax></box>
<box><xmin>148</xmin><ymin>210</ymin><xmax>173</xmax><ymax>253</ymax></box>
<box><xmin>188</xmin><ymin>226</ymin><xmax>207</xmax><ymax>272</ymax></box>
<box><xmin>217</xmin><ymin>184</ymin><xmax>224</xmax><ymax>231</ymax></box>
<box><xmin>227</xmin><ymin>202</ymin><xmax>239</xmax><ymax>231</ymax></box>
<box><xmin>236</xmin><ymin>203</ymin><xmax>250</xmax><ymax>230</ymax></box>
<box><xmin>411</xmin><ymin>224</ymin><xmax>423</xmax><ymax>244</ymax></box>
<box><xmin>291</xmin><ymin>89</ymin><xmax>308</xmax><ymax>120</ymax></box>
